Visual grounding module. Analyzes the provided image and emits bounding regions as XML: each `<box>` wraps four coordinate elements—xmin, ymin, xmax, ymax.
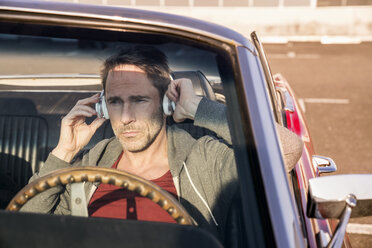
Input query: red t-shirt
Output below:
<box><xmin>88</xmin><ymin>153</ymin><xmax>178</xmax><ymax>224</ymax></box>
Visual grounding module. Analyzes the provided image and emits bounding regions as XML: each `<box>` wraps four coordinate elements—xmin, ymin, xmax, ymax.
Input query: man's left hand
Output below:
<box><xmin>166</xmin><ymin>78</ymin><xmax>202</xmax><ymax>122</ymax></box>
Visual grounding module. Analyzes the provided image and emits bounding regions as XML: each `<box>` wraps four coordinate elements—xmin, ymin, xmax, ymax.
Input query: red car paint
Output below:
<box><xmin>274</xmin><ymin>73</ymin><xmax>335</xmax><ymax>247</ymax></box>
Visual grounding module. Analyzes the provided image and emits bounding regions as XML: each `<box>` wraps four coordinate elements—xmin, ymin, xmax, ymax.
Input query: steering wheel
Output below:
<box><xmin>6</xmin><ymin>166</ymin><xmax>194</xmax><ymax>225</ymax></box>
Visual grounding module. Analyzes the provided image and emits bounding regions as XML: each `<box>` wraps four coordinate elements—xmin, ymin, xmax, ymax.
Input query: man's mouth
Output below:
<box><xmin>122</xmin><ymin>130</ymin><xmax>140</xmax><ymax>138</ymax></box>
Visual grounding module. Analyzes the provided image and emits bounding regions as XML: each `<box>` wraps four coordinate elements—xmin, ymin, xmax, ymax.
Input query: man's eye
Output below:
<box><xmin>135</xmin><ymin>98</ymin><xmax>147</xmax><ymax>103</ymax></box>
<box><xmin>108</xmin><ymin>99</ymin><xmax>121</xmax><ymax>105</ymax></box>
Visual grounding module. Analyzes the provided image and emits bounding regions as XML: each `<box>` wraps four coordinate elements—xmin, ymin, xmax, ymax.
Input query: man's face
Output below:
<box><xmin>105</xmin><ymin>64</ymin><xmax>165</xmax><ymax>152</ymax></box>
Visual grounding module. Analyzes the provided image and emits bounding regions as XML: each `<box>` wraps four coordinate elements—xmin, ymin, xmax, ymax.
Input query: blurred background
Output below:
<box><xmin>44</xmin><ymin>0</ymin><xmax>372</xmax><ymax>41</ymax></box>
<box><xmin>29</xmin><ymin>0</ymin><xmax>372</xmax><ymax>247</ymax></box>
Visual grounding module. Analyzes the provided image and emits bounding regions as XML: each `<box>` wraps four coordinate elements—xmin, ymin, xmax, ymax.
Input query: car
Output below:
<box><xmin>0</xmin><ymin>1</ymin><xmax>371</xmax><ymax>247</ymax></box>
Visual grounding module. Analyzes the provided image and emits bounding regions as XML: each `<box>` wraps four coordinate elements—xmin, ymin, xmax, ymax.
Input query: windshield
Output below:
<box><xmin>0</xmin><ymin>33</ymin><xmax>221</xmax><ymax>88</ymax></box>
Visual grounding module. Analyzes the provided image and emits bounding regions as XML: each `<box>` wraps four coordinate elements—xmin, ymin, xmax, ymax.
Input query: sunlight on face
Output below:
<box><xmin>106</xmin><ymin>65</ymin><xmax>165</xmax><ymax>152</ymax></box>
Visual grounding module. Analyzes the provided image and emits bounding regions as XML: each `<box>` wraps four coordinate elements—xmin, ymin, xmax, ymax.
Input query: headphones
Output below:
<box><xmin>95</xmin><ymin>90</ymin><xmax>175</xmax><ymax>119</ymax></box>
<box><xmin>95</xmin><ymin>90</ymin><xmax>110</xmax><ymax>119</ymax></box>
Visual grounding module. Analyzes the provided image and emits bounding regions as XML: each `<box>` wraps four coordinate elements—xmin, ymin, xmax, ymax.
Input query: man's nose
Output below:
<box><xmin>120</xmin><ymin>104</ymin><xmax>135</xmax><ymax>125</ymax></box>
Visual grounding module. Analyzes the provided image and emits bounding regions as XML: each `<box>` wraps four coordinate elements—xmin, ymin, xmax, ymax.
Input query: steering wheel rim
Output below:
<box><xmin>6</xmin><ymin>166</ymin><xmax>194</xmax><ymax>225</ymax></box>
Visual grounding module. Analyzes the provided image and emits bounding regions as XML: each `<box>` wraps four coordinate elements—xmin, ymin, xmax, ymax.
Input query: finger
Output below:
<box><xmin>70</xmin><ymin>105</ymin><xmax>97</xmax><ymax>117</ymax></box>
<box><xmin>64</xmin><ymin>108</ymin><xmax>96</xmax><ymax>121</ymax></box>
<box><xmin>172</xmin><ymin>78</ymin><xmax>192</xmax><ymax>95</ymax></box>
<box><xmin>75</xmin><ymin>94</ymin><xmax>100</xmax><ymax>106</ymax></box>
<box><xmin>172</xmin><ymin>113</ymin><xmax>186</xmax><ymax>123</ymax></box>
<box><xmin>170</xmin><ymin>86</ymin><xmax>179</xmax><ymax>99</ymax></box>
<box><xmin>89</xmin><ymin>117</ymin><xmax>106</xmax><ymax>131</ymax></box>
<box><xmin>62</xmin><ymin>112</ymin><xmax>93</xmax><ymax>126</ymax></box>
<box><xmin>166</xmin><ymin>90</ymin><xmax>178</xmax><ymax>103</ymax></box>
<box><xmin>178</xmin><ymin>78</ymin><xmax>193</xmax><ymax>92</ymax></box>
<box><xmin>168</xmin><ymin>81</ymin><xmax>179</xmax><ymax>99</ymax></box>
<box><xmin>175</xmin><ymin>79</ymin><xmax>196</xmax><ymax>101</ymax></box>
<box><xmin>169</xmin><ymin>79</ymin><xmax>179</xmax><ymax>91</ymax></box>
<box><xmin>165</xmin><ymin>83</ymin><xmax>176</xmax><ymax>102</ymax></box>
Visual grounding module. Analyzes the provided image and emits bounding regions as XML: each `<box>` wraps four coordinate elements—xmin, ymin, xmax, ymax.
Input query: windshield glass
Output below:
<box><xmin>0</xmin><ymin>25</ymin><xmax>235</xmax><ymax>231</ymax></box>
<box><xmin>0</xmin><ymin>33</ymin><xmax>221</xmax><ymax>88</ymax></box>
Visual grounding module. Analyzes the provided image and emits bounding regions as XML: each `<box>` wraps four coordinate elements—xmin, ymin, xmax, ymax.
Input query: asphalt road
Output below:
<box><xmin>265</xmin><ymin>42</ymin><xmax>372</xmax><ymax>248</ymax></box>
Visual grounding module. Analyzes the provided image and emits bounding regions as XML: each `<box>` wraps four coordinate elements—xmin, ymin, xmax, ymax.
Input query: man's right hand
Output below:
<box><xmin>52</xmin><ymin>94</ymin><xmax>106</xmax><ymax>163</ymax></box>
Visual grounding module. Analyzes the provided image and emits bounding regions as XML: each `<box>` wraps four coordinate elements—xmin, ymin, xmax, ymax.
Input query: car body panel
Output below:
<box><xmin>274</xmin><ymin>73</ymin><xmax>327</xmax><ymax>247</ymax></box>
<box><xmin>0</xmin><ymin>0</ymin><xmax>255</xmax><ymax>51</ymax></box>
<box><xmin>273</xmin><ymin>74</ymin><xmax>351</xmax><ymax>247</ymax></box>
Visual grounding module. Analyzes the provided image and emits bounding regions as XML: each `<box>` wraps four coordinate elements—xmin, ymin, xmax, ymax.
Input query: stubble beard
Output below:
<box><xmin>114</xmin><ymin>106</ymin><xmax>165</xmax><ymax>153</ymax></box>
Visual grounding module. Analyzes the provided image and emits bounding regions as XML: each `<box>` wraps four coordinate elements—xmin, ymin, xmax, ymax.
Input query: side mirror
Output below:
<box><xmin>307</xmin><ymin>174</ymin><xmax>372</xmax><ymax>248</ymax></box>
<box><xmin>312</xmin><ymin>155</ymin><xmax>337</xmax><ymax>174</ymax></box>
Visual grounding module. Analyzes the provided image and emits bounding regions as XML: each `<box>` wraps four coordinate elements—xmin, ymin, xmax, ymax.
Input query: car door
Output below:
<box><xmin>250</xmin><ymin>31</ymin><xmax>352</xmax><ymax>248</ymax></box>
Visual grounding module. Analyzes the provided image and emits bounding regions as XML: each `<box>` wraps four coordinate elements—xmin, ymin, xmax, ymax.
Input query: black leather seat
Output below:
<box><xmin>0</xmin><ymin>98</ymin><xmax>47</xmax><ymax>208</ymax></box>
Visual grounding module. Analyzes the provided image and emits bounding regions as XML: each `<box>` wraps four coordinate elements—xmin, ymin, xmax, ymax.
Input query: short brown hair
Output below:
<box><xmin>101</xmin><ymin>45</ymin><xmax>171</xmax><ymax>99</ymax></box>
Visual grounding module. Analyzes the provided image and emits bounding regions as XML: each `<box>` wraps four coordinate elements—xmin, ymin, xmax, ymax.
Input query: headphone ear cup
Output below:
<box><xmin>95</xmin><ymin>100</ymin><xmax>103</xmax><ymax>118</ymax></box>
<box><xmin>95</xmin><ymin>91</ymin><xmax>109</xmax><ymax>119</ymax></box>
<box><xmin>101</xmin><ymin>95</ymin><xmax>109</xmax><ymax>119</ymax></box>
<box><xmin>163</xmin><ymin>95</ymin><xmax>175</xmax><ymax>116</ymax></box>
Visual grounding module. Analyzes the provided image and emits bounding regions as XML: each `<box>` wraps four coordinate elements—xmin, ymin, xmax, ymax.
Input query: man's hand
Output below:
<box><xmin>52</xmin><ymin>94</ymin><xmax>106</xmax><ymax>163</ymax></box>
<box><xmin>166</xmin><ymin>78</ymin><xmax>202</xmax><ymax>123</ymax></box>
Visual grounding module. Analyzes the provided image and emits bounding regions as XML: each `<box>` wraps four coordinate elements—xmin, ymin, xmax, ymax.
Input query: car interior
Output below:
<box><xmin>0</xmin><ymin>28</ymin><xmax>247</xmax><ymax>247</ymax></box>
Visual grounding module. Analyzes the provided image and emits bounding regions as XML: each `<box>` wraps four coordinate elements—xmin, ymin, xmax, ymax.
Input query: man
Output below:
<box><xmin>22</xmin><ymin>46</ymin><xmax>302</xmax><ymax>242</ymax></box>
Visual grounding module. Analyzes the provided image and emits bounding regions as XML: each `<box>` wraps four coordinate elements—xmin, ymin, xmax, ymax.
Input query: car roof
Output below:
<box><xmin>0</xmin><ymin>0</ymin><xmax>254</xmax><ymax>50</ymax></box>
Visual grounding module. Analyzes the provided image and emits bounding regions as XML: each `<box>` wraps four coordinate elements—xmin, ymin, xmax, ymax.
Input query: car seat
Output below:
<box><xmin>0</xmin><ymin>98</ymin><xmax>47</xmax><ymax>208</ymax></box>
